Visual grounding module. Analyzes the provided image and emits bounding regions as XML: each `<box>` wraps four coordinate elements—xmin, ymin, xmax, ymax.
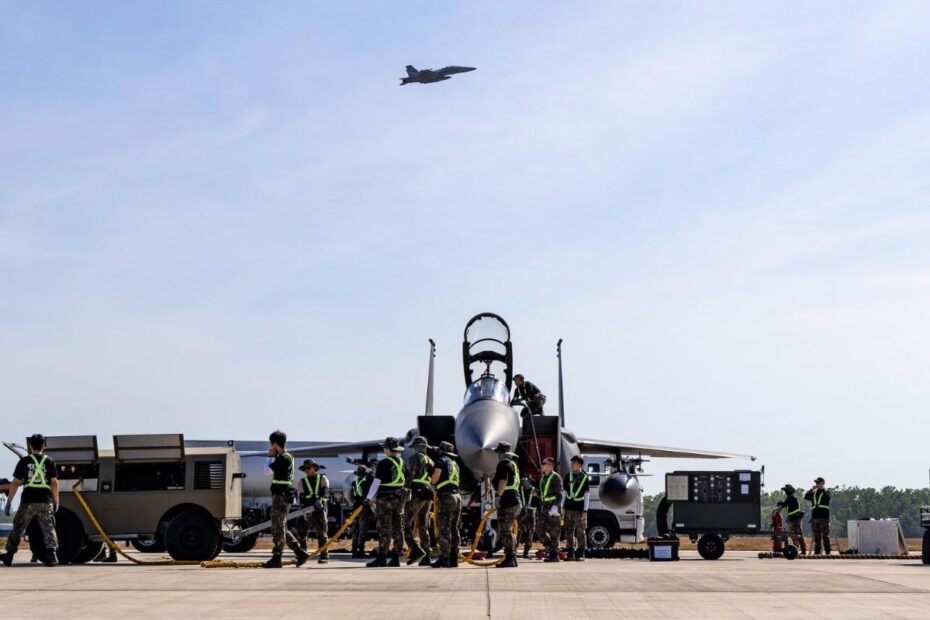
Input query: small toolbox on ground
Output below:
<box><xmin>647</xmin><ymin>537</ymin><xmax>680</xmax><ymax>561</ymax></box>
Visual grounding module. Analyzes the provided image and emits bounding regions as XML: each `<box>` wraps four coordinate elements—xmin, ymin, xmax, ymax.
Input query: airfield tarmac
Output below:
<box><xmin>1</xmin><ymin>550</ymin><xmax>928</xmax><ymax>619</ymax></box>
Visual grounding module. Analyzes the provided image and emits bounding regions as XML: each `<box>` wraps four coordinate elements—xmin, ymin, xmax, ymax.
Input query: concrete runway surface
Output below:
<box><xmin>1</xmin><ymin>550</ymin><xmax>929</xmax><ymax>619</ymax></box>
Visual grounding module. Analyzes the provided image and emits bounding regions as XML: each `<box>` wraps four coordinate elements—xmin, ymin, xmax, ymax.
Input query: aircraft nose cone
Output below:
<box><xmin>454</xmin><ymin>400</ymin><xmax>520</xmax><ymax>477</ymax></box>
<box><xmin>464</xmin><ymin>67</ymin><xmax>476</xmax><ymax>72</ymax></box>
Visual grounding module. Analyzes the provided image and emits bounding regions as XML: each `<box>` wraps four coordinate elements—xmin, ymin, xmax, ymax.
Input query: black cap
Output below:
<box><xmin>782</xmin><ymin>484</ymin><xmax>796</xmax><ymax>494</ymax></box>
<box><xmin>814</xmin><ymin>477</ymin><xmax>825</xmax><ymax>484</ymax></box>
<box><xmin>354</xmin><ymin>466</ymin><xmax>369</xmax><ymax>476</ymax></box>
<box><xmin>570</xmin><ymin>455</ymin><xmax>584</xmax><ymax>465</ymax></box>
<box><xmin>299</xmin><ymin>459</ymin><xmax>325</xmax><ymax>472</ymax></box>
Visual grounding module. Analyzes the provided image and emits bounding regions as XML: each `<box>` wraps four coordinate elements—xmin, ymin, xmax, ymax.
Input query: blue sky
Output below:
<box><xmin>2</xmin><ymin>1</ymin><xmax>929</xmax><ymax>491</ymax></box>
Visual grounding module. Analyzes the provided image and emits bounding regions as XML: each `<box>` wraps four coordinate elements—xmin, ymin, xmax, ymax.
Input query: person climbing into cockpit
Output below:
<box><xmin>512</xmin><ymin>374</ymin><xmax>546</xmax><ymax>415</ymax></box>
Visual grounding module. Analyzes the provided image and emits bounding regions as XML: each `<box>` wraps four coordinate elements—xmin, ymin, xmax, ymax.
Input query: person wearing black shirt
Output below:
<box><xmin>261</xmin><ymin>430</ymin><xmax>309</xmax><ymax>568</ymax></box>
<box><xmin>349</xmin><ymin>465</ymin><xmax>373</xmax><ymax>558</ymax></box>
<box><xmin>1</xmin><ymin>434</ymin><xmax>60</xmax><ymax>567</ymax></box>
<box><xmin>296</xmin><ymin>459</ymin><xmax>330</xmax><ymax>564</ymax></box>
<box><xmin>491</xmin><ymin>442</ymin><xmax>522</xmax><ymax>568</ymax></box>
<box><xmin>518</xmin><ymin>475</ymin><xmax>537</xmax><ymax>558</ymax></box>
<box><xmin>804</xmin><ymin>477</ymin><xmax>832</xmax><ymax>555</ymax></box>
<box><xmin>777</xmin><ymin>484</ymin><xmax>806</xmax><ymax>555</ymax></box>
<box><xmin>512</xmin><ymin>374</ymin><xmax>546</xmax><ymax>415</ymax></box>
<box><xmin>563</xmin><ymin>455</ymin><xmax>590</xmax><ymax>561</ymax></box>
<box><xmin>430</xmin><ymin>441</ymin><xmax>462</xmax><ymax>568</ymax></box>
<box><xmin>365</xmin><ymin>437</ymin><xmax>408</xmax><ymax>568</ymax></box>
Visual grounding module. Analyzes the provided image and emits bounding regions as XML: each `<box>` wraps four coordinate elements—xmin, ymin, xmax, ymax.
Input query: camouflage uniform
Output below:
<box><xmin>375</xmin><ymin>491</ymin><xmax>407</xmax><ymax>555</ymax></box>
<box><xmin>5</xmin><ymin>502</ymin><xmax>57</xmax><ymax>554</ymax></box>
<box><xmin>563</xmin><ymin>510</ymin><xmax>587</xmax><ymax>550</ymax></box>
<box><xmin>497</xmin><ymin>505</ymin><xmax>521</xmax><ymax>557</ymax></box>
<box><xmin>436</xmin><ymin>492</ymin><xmax>462</xmax><ymax>560</ymax></box>
<box><xmin>404</xmin><ymin>450</ymin><xmax>434</xmax><ymax>557</ymax></box>
<box><xmin>270</xmin><ymin>493</ymin><xmax>301</xmax><ymax>555</ymax></box>
<box><xmin>296</xmin><ymin>473</ymin><xmax>329</xmax><ymax>553</ymax></box>
<box><xmin>537</xmin><ymin>471</ymin><xmax>563</xmax><ymax>557</ymax></box>
<box><xmin>518</xmin><ymin>484</ymin><xmax>537</xmax><ymax>554</ymax></box>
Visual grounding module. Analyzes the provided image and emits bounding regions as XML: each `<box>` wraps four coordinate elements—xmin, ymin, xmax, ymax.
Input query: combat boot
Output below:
<box><xmin>544</xmin><ymin>551</ymin><xmax>560</xmax><ymax>563</ymax></box>
<box><xmin>575</xmin><ymin>548</ymin><xmax>585</xmax><ymax>562</ymax></box>
<box><xmin>448</xmin><ymin>553</ymin><xmax>459</xmax><ymax>568</ymax></box>
<box><xmin>262</xmin><ymin>553</ymin><xmax>283</xmax><ymax>569</ymax></box>
<box><xmin>430</xmin><ymin>556</ymin><xmax>448</xmax><ymax>568</ymax></box>
<box><xmin>44</xmin><ymin>550</ymin><xmax>59</xmax><ymax>567</ymax></box>
<box><xmin>494</xmin><ymin>554</ymin><xmax>517</xmax><ymax>568</ymax></box>
<box><xmin>418</xmin><ymin>554</ymin><xmax>432</xmax><ymax>566</ymax></box>
<box><xmin>0</xmin><ymin>551</ymin><xmax>13</xmax><ymax>567</ymax></box>
<box><xmin>406</xmin><ymin>548</ymin><xmax>425</xmax><ymax>566</ymax></box>
<box><xmin>387</xmin><ymin>552</ymin><xmax>401</xmax><ymax>567</ymax></box>
<box><xmin>293</xmin><ymin>546</ymin><xmax>310</xmax><ymax>567</ymax></box>
<box><xmin>366</xmin><ymin>552</ymin><xmax>387</xmax><ymax>568</ymax></box>
<box><xmin>565</xmin><ymin>547</ymin><xmax>575</xmax><ymax>561</ymax></box>
<box><xmin>317</xmin><ymin>551</ymin><xmax>328</xmax><ymax>564</ymax></box>
<box><xmin>522</xmin><ymin>546</ymin><xmax>530</xmax><ymax>559</ymax></box>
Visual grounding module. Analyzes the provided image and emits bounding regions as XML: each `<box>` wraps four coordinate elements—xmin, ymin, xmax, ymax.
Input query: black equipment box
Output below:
<box><xmin>666</xmin><ymin>470</ymin><xmax>762</xmax><ymax>533</ymax></box>
<box><xmin>647</xmin><ymin>538</ymin><xmax>680</xmax><ymax>561</ymax></box>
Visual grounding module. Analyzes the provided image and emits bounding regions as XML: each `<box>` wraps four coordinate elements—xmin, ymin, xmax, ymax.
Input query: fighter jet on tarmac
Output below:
<box><xmin>400</xmin><ymin>64</ymin><xmax>476</xmax><ymax>85</ymax></box>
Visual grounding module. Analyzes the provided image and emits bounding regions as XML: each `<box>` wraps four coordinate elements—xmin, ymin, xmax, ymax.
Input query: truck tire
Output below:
<box><xmin>27</xmin><ymin>507</ymin><xmax>84</xmax><ymax>564</ymax></box>
<box><xmin>223</xmin><ymin>533</ymin><xmax>259</xmax><ymax>554</ymax></box>
<box><xmin>922</xmin><ymin>530</ymin><xmax>930</xmax><ymax>565</ymax></box>
<box><xmin>131</xmin><ymin>537</ymin><xmax>166</xmax><ymax>553</ymax></box>
<box><xmin>586</xmin><ymin>518</ymin><xmax>618</xmax><ymax>549</ymax></box>
<box><xmin>164</xmin><ymin>511</ymin><xmax>220</xmax><ymax>562</ymax></box>
<box><xmin>697</xmin><ymin>534</ymin><xmax>725</xmax><ymax>560</ymax></box>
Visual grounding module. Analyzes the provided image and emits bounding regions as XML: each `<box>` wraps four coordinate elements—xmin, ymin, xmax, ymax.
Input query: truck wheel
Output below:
<box><xmin>131</xmin><ymin>537</ymin><xmax>166</xmax><ymax>553</ymax></box>
<box><xmin>697</xmin><ymin>534</ymin><xmax>725</xmax><ymax>560</ymax></box>
<box><xmin>586</xmin><ymin>520</ymin><xmax>618</xmax><ymax>549</ymax></box>
<box><xmin>783</xmin><ymin>544</ymin><xmax>799</xmax><ymax>560</ymax></box>
<box><xmin>164</xmin><ymin>511</ymin><xmax>220</xmax><ymax>562</ymax></box>
<box><xmin>27</xmin><ymin>508</ymin><xmax>85</xmax><ymax>564</ymax></box>
<box><xmin>922</xmin><ymin>530</ymin><xmax>930</xmax><ymax>565</ymax></box>
<box><xmin>223</xmin><ymin>533</ymin><xmax>258</xmax><ymax>554</ymax></box>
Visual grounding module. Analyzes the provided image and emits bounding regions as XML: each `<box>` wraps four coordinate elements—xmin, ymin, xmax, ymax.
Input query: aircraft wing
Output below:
<box><xmin>576</xmin><ymin>438</ymin><xmax>755</xmax><ymax>461</ymax></box>
<box><xmin>238</xmin><ymin>440</ymin><xmax>383</xmax><ymax>458</ymax></box>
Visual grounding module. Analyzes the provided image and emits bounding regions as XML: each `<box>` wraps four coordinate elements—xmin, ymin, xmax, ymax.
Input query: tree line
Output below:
<box><xmin>643</xmin><ymin>487</ymin><xmax>930</xmax><ymax>538</ymax></box>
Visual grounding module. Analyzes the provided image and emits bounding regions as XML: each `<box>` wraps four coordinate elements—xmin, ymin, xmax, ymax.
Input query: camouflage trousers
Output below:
<box><xmin>564</xmin><ymin>509</ymin><xmax>587</xmax><ymax>551</ymax></box>
<box><xmin>536</xmin><ymin>504</ymin><xmax>561</xmax><ymax>555</ymax></box>
<box><xmin>811</xmin><ymin>518</ymin><xmax>831</xmax><ymax>555</ymax></box>
<box><xmin>403</xmin><ymin>495</ymin><xmax>433</xmax><ymax>555</ymax></box>
<box><xmin>496</xmin><ymin>505</ymin><xmax>521</xmax><ymax>557</ymax></box>
<box><xmin>787</xmin><ymin>517</ymin><xmax>806</xmax><ymax>554</ymax></box>
<box><xmin>374</xmin><ymin>491</ymin><xmax>406</xmax><ymax>555</ymax></box>
<box><xmin>270</xmin><ymin>494</ymin><xmax>301</xmax><ymax>555</ymax></box>
<box><xmin>436</xmin><ymin>492</ymin><xmax>462</xmax><ymax>560</ymax></box>
<box><xmin>518</xmin><ymin>507</ymin><xmax>537</xmax><ymax>548</ymax></box>
<box><xmin>296</xmin><ymin>504</ymin><xmax>328</xmax><ymax>552</ymax></box>
<box><xmin>5</xmin><ymin>502</ymin><xmax>57</xmax><ymax>554</ymax></box>
<box><xmin>352</xmin><ymin>506</ymin><xmax>372</xmax><ymax>552</ymax></box>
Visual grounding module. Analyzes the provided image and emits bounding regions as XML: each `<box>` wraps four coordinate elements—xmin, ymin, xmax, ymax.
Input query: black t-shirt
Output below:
<box><xmin>268</xmin><ymin>453</ymin><xmax>295</xmax><ymax>495</ymax></box>
<box><xmin>492</xmin><ymin>459</ymin><xmax>521</xmax><ymax>509</ymax></box>
<box><xmin>519</xmin><ymin>484</ymin><xmax>537</xmax><ymax>509</ymax></box>
<box><xmin>563</xmin><ymin>470</ymin><xmax>590</xmax><ymax>511</ymax></box>
<box><xmin>299</xmin><ymin>474</ymin><xmax>329</xmax><ymax>505</ymax></box>
<box><xmin>374</xmin><ymin>456</ymin><xmax>405</xmax><ymax>497</ymax></box>
<box><xmin>13</xmin><ymin>454</ymin><xmax>57</xmax><ymax>504</ymax></box>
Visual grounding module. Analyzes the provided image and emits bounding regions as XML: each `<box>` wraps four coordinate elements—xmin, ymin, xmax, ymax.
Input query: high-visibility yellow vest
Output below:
<box><xmin>567</xmin><ymin>472</ymin><xmax>589</xmax><ymax>501</ymax></box>
<box><xmin>26</xmin><ymin>455</ymin><xmax>50</xmax><ymax>489</ymax></box>
<box><xmin>812</xmin><ymin>491</ymin><xmax>829</xmax><ymax>511</ymax></box>
<box><xmin>302</xmin><ymin>474</ymin><xmax>324</xmax><ymax>498</ymax></box>
<box><xmin>353</xmin><ymin>479</ymin><xmax>364</xmax><ymax>497</ymax></box>
<box><xmin>412</xmin><ymin>452</ymin><xmax>434</xmax><ymax>486</ymax></box>
<box><xmin>540</xmin><ymin>472</ymin><xmax>560</xmax><ymax>502</ymax></box>
<box><xmin>500</xmin><ymin>459</ymin><xmax>520</xmax><ymax>493</ymax></box>
<box><xmin>436</xmin><ymin>458</ymin><xmax>460</xmax><ymax>490</ymax></box>
<box><xmin>381</xmin><ymin>456</ymin><xmax>406</xmax><ymax>488</ymax></box>
<box><xmin>271</xmin><ymin>452</ymin><xmax>295</xmax><ymax>486</ymax></box>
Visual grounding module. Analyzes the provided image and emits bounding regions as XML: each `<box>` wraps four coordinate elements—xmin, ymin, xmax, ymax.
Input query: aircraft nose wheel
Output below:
<box><xmin>697</xmin><ymin>534</ymin><xmax>725</xmax><ymax>560</ymax></box>
<box><xmin>783</xmin><ymin>544</ymin><xmax>799</xmax><ymax>560</ymax></box>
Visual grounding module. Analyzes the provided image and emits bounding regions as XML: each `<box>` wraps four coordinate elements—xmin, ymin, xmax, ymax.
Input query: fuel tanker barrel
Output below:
<box><xmin>598</xmin><ymin>472</ymin><xmax>642</xmax><ymax>511</ymax></box>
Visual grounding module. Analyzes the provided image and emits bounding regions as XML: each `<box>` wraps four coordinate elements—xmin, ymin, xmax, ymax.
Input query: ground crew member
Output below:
<box><xmin>536</xmin><ymin>457</ymin><xmax>563</xmax><ymax>562</ymax></box>
<box><xmin>350</xmin><ymin>465</ymin><xmax>373</xmax><ymax>559</ymax></box>
<box><xmin>365</xmin><ymin>437</ymin><xmax>408</xmax><ymax>567</ymax></box>
<box><xmin>804</xmin><ymin>476</ymin><xmax>831</xmax><ymax>555</ymax></box>
<box><xmin>518</xmin><ymin>475</ymin><xmax>537</xmax><ymax>558</ymax></box>
<box><xmin>491</xmin><ymin>442</ymin><xmax>522</xmax><ymax>568</ymax></box>
<box><xmin>296</xmin><ymin>458</ymin><xmax>330</xmax><ymax>564</ymax></box>
<box><xmin>0</xmin><ymin>434</ymin><xmax>60</xmax><ymax>567</ymax></box>
<box><xmin>777</xmin><ymin>484</ymin><xmax>806</xmax><ymax>555</ymax></box>
<box><xmin>404</xmin><ymin>436</ymin><xmax>434</xmax><ymax>566</ymax></box>
<box><xmin>563</xmin><ymin>455</ymin><xmax>590</xmax><ymax>562</ymax></box>
<box><xmin>512</xmin><ymin>374</ymin><xmax>546</xmax><ymax>415</ymax></box>
<box><xmin>262</xmin><ymin>430</ymin><xmax>310</xmax><ymax>568</ymax></box>
<box><xmin>430</xmin><ymin>441</ymin><xmax>462</xmax><ymax>568</ymax></box>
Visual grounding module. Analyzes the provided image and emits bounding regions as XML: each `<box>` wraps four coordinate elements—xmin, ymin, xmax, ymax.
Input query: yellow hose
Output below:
<box><xmin>71</xmin><ymin>480</ymin><xmax>200</xmax><ymax>566</ymax></box>
<box><xmin>202</xmin><ymin>505</ymin><xmax>364</xmax><ymax>568</ymax></box>
<box><xmin>457</xmin><ymin>507</ymin><xmax>519</xmax><ymax>568</ymax></box>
